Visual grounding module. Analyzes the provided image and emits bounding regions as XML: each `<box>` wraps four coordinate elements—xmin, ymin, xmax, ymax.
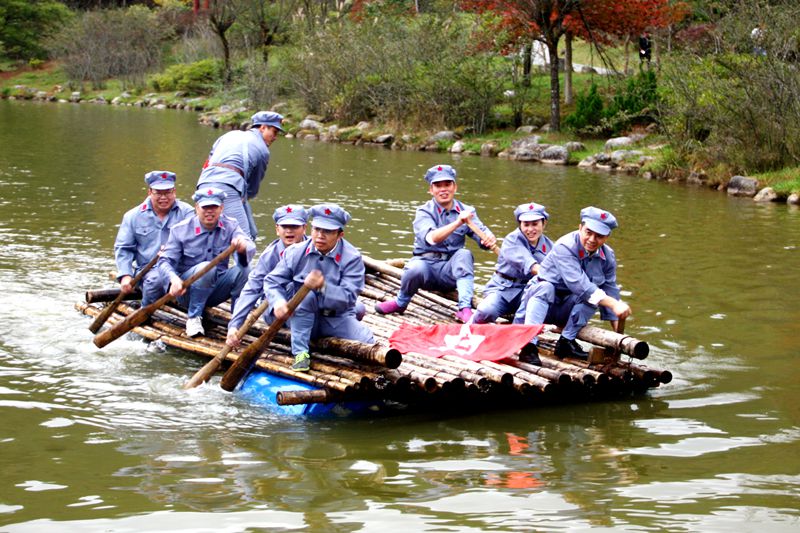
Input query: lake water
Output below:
<box><xmin>0</xmin><ymin>99</ymin><xmax>798</xmax><ymax>531</ymax></box>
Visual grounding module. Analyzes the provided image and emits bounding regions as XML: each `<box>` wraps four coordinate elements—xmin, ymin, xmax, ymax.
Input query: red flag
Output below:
<box><xmin>389</xmin><ymin>323</ymin><xmax>544</xmax><ymax>362</ymax></box>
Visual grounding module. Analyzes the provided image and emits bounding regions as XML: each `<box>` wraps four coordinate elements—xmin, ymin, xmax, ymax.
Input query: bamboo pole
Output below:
<box><xmin>89</xmin><ymin>252</ymin><xmax>161</xmax><ymax>333</ymax></box>
<box><xmin>481</xmin><ymin>360</ymin><xmax>556</xmax><ymax>395</ymax></box>
<box><xmin>505</xmin><ymin>359</ymin><xmax>572</xmax><ymax>386</ymax></box>
<box><xmin>310</xmin><ymin>337</ymin><xmax>402</xmax><ymax>369</ymax></box>
<box><xmin>403</xmin><ymin>353</ymin><xmax>492</xmax><ymax>392</ymax></box>
<box><xmin>93</xmin><ymin>243</ymin><xmax>238</xmax><ymax>348</ymax></box>
<box><xmin>442</xmin><ymin>356</ymin><xmax>515</xmax><ymax>387</ymax></box>
<box><xmin>85</xmin><ymin>288</ymin><xmax>142</xmax><ymax>304</ymax></box>
<box><xmin>577</xmin><ymin>325</ymin><xmax>649</xmax><ymax>360</ymax></box>
<box><xmin>276</xmin><ymin>389</ymin><xmax>341</xmax><ymax>406</ymax></box>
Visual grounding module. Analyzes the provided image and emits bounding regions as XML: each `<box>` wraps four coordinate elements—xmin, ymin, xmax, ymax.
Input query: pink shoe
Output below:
<box><xmin>455</xmin><ymin>307</ymin><xmax>474</xmax><ymax>323</ymax></box>
<box><xmin>375</xmin><ymin>300</ymin><xmax>406</xmax><ymax>315</ymax></box>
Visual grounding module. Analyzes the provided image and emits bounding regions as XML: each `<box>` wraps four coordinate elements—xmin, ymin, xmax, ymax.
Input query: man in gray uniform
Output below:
<box><xmin>375</xmin><ymin>164</ymin><xmax>496</xmax><ymax>323</ymax></box>
<box><xmin>197</xmin><ymin>111</ymin><xmax>284</xmax><ymax>239</ymax></box>
<box><xmin>264</xmin><ymin>203</ymin><xmax>374</xmax><ymax>372</ymax></box>
<box><xmin>516</xmin><ymin>206</ymin><xmax>631</xmax><ymax>359</ymax></box>
<box><xmin>143</xmin><ymin>187</ymin><xmax>255</xmax><ymax>337</ymax></box>
<box><xmin>114</xmin><ymin>170</ymin><xmax>193</xmax><ymax>296</ymax></box>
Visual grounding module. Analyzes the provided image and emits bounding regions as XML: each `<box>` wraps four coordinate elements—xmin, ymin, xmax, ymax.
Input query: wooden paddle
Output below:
<box><xmin>219</xmin><ymin>270</ymin><xmax>323</xmax><ymax>392</ymax></box>
<box><xmin>93</xmin><ymin>242</ymin><xmax>237</xmax><ymax>348</ymax></box>
<box><xmin>88</xmin><ymin>252</ymin><xmax>161</xmax><ymax>334</ymax></box>
<box><xmin>183</xmin><ymin>298</ymin><xmax>270</xmax><ymax>389</ymax></box>
<box><xmin>465</xmin><ymin>218</ymin><xmax>500</xmax><ymax>255</ymax></box>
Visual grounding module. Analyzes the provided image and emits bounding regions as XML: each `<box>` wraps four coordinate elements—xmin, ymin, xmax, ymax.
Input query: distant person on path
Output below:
<box><xmin>471</xmin><ymin>202</ymin><xmax>553</xmax><ymax>327</ymax></box>
<box><xmin>143</xmin><ymin>187</ymin><xmax>255</xmax><ymax>337</ymax></box>
<box><xmin>514</xmin><ymin>207</ymin><xmax>631</xmax><ymax>360</ymax></box>
<box><xmin>751</xmin><ymin>25</ymin><xmax>767</xmax><ymax>57</ymax></box>
<box><xmin>638</xmin><ymin>30</ymin><xmax>652</xmax><ymax>69</ymax></box>
<box><xmin>197</xmin><ymin>111</ymin><xmax>284</xmax><ymax>239</ymax></box>
<box><xmin>114</xmin><ymin>170</ymin><xmax>193</xmax><ymax>296</ymax></box>
<box><xmin>374</xmin><ymin>164</ymin><xmax>496</xmax><ymax>323</ymax></box>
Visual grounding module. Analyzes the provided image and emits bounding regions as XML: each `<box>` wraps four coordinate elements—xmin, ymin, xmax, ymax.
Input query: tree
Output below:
<box><xmin>234</xmin><ymin>0</ymin><xmax>301</xmax><ymax>63</ymax></box>
<box><xmin>462</xmin><ymin>0</ymin><xmax>582</xmax><ymax>131</ymax></box>
<box><xmin>0</xmin><ymin>0</ymin><xmax>71</xmax><ymax>61</ymax></box>
<box><xmin>200</xmin><ymin>0</ymin><xmax>236</xmax><ymax>83</ymax></box>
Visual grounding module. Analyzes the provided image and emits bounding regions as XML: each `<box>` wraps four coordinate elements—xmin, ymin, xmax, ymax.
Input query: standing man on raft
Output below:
<box><xmin>197</xmin><ymin>111</ymin><xmax>284</xmax><ymax>239</ymax></box>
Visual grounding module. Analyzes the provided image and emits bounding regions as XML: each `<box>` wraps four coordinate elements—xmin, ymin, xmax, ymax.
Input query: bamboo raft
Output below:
<box><xmin>77</xmin><ymin>256</ymin><xmax>671</xmax><ymax>416</ymax></box>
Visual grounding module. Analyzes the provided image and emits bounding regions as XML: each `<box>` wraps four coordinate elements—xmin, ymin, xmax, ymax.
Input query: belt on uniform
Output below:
<box><xmin>413</xmin><ymin>251</ymin><xmax>452</xmax><ymax>261</ymax></box>
<box><xmin>319</xmin><ymin>309</ymin><xmax>337</xmax><ymax>317</ymax></box>
<box><xmin>209</xmin><ymin>162</ymin><xmax>244</xmax><ymax>177</ymax></box>
<box><xmin>495</xmin><ymin>271</ymin><xmax>524</xmax><ymax>284</ymax></box>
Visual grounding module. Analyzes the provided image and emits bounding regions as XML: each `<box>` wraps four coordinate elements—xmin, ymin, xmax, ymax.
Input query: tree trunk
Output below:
<box><xmin>623</xmin><ymin>34</ymin><xmax>630</xmax><ymax>74</ymax></box>
<box><xmin>220</xmin><ymin>31</ymin><xmax>231</xmax><ymax>84</ymax></box>
<box><xmin>547</xmin><ymin>39</ymin><xmax>561</xmax><ymax>131</ymax></box>
<box><xmin>564</xmin><ymin>32</ymin><xmax>573</xmax><ymax>105</ymax></box>
<box><xmin>523</xmin><ymin>41</ymin><xmax>532</xmax><ymax>88</ymax></box>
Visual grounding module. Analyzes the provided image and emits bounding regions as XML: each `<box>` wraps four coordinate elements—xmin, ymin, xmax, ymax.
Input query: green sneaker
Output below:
<box><xmin>292</xmin><ymin>351</ymin><xmax>311</xmax><ymax>372</ymax></box>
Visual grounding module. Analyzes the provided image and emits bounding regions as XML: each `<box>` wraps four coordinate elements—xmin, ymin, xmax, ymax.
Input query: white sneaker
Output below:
<box><xmin>186</xmin><ymin>316</ymin><xmax>204</xmax><ymax>337</ymax></box>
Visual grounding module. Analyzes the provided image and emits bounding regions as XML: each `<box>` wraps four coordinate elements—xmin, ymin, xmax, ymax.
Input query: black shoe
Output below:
<box><xmin>554</xmin><ymin>336</ymin><xmax>587</xmax><ymax>360</ymax></box>
<box><xmin>518</xmin><ymin>343</ymin><xmax>541</xmax><ymax>365</ymax></box>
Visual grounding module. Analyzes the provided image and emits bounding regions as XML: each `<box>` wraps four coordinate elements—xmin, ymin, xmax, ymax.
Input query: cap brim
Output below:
<box><xmin>583</xmin><ymin>218</ymin><xmax>611</xmax><ymax>236</ymax></box>
<box><xmin>197</xmin><ymin>199</ymin><xmax>222</xmax><ymax>207</ymax></box>
<box><xmin>276</xmin><ymin>217</ymin><xmax>305</xmax><ymax>226</ymax></box>
<box><xmin>256</xmin><ymin>122</ymin><xmax>284</xmax><ymax>132</ymax></box>
<box><xmin>312</xmin><ymin>219</ymin><xmax>341</xmax><ymax>230</ymax></box>
<box><xmin>429</xmin><ymin>176</ymin><xmax>455</xmax><ymax>184</ymax></box>
<box><xmin>150</xmin><ymin>182</ymin><xmax>175</xmax><ymax>190</ymax></box>
<box><xmin>518</xmin><ymin>213</ymin><xmax>545</xmax><ymax>222</ymax></box>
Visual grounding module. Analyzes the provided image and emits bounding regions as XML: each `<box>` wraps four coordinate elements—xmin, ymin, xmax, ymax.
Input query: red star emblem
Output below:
<box><xmin>161</xmin><ymin>172</ymin><xmax>168</xmax><ymax>179</ymax></box>
<box><xmin>325</xmin><ymin>208</ymin><xmax>332</xmax><ymax>215</ymax></box>
<box><xmin>207</xmin><ymin>189</ymin><xmax>213</xmax><ymax>195</ymax></box>
<box><xmin>286</xmin><ymin>206</ymin><xmax>292</xmax><ymax>213</ymax></box>
<box><xmin>437</xmin><ymin>166</ymin><xmax>443</xmax><ymax>171</ymax></box>
<box><xmin>529</xmin><ymin>204</ymin><xmax>534</xmax><ymax>210</ymax></box>
<box><xmin>600</xmin><ymin>212</ymin><xmax>607</xmax><ymax>220</ymax></box>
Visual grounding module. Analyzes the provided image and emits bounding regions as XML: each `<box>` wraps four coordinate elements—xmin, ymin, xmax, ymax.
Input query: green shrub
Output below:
<box><xmin>564</xmin><ymin>83</ymin><xmax>604</xmax><ymax>131</ymax></box>
<box><xmin>605</xmin><ymin>69</ymin><xmax>658</xmax><ymax>122</ymax></box>
<box><xmin>49</xmin><ymin>6</ymin><xmax>170</xmax><ymax>89</ymax></box>
<box><xmin>150</xmin><ymin>59</ymin><xmax>222</xmax><ymax>95</ymax></box>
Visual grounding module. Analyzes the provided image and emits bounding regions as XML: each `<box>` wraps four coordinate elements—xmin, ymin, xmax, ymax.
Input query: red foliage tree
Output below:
<box><xmin>462</xmin><ymin>0</ymin><xmax>687</xmax><ymax>130</ymax></box>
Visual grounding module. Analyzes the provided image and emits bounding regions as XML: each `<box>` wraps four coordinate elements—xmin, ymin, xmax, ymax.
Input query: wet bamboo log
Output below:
<box><xmin>577</xmin><ymin>325</ymin><xmax>649</xmax><ymax>360</ymax></box>
<box><xmin>276</xmin><ymin>389</ymin><xmax>341</xmax><ymax>406</ymax></box>
<box><xmin>262</xmin><ymin>352</ymin><xmax>374</xmax><ymax>391</ymax></box>
<box><xmin>619</xmin><ymin>361</ymin><xmax>672</xmax><ymax>385</ymax></box>
<box><xmin>442</xmin><ymin>356</ymin><xmax>515</xmax><ymax>388</ymax></box>
<box><xmin>535</xmin><ymin>354</ymin><xmax>603</xmax><ymax>386</ymax></box>
<box><xmin>85</xmin><ymin>288</ymin><xmax>142</xmax><ymax>304</ymax></box>
<box><xmin>403</xmin><ymin>353</ymin><xmax>492</xmax><ymax>392</ymax></box>
<box><xmin>505</xmin><ymin>359</ymin><xmax>573</xmax><ymax>386</ymax></box>
<box><xmin>391</xmin><ymin>366</ymin><xmax>439</xmax><ymax>393</ymax></box>
<box><xmin>310</xmin><ymin>337</ymin><xmax>402</xmax><ymax>369</ymax></box>
<box><xmin>480</xmin><ymin>360</ymin><xmax>557</xmax><ymax>395</ymax></box>
<box><xmin>255</xmin><ymin>359</ymin><xmax>354</xmax><ymax>394</ymax></box>
<box><xmin>398</xmin><ymin>362</ymin><xmax>465</xmax><ymax>391</ymax></box>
